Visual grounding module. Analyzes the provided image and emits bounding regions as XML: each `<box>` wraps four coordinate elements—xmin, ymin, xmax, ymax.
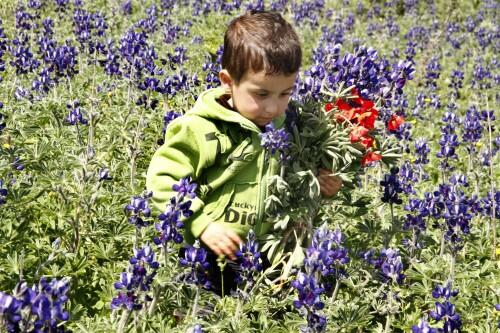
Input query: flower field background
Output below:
<box><xmin>0</xmin><ymin>0</ymin><xmax>498</xmax><ymax>332</ymax></box>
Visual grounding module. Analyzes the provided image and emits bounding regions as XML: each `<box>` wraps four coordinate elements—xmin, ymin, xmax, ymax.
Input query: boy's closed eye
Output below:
<box><xmin>254</xmin><ymin>91</ymin><xmax>292</xmax><ymax>98</ymax></box>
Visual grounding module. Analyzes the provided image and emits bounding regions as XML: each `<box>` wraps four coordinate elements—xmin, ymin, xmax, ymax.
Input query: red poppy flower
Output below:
<box><xmin>359</xmin><ymin>135</ymin><xmax>375</xmax><ymax>149</ymax></box>
<box><xmin>335</xmin><ymin>108</ymin><xmax>357</xmax><ymax>123</ymax></box>
<box><xmin>349</xmin><ymin>126</ymin><xmax>370</xmax><ymax>143</ymax></box>
<box><xmin>350</xmin><ymin>126</ymin><xmax>375</xmax><ymax>149</ymax></box>
<box><xmin>357</xmin><ymin>108</ymin><xmax>379</xmax><ymax>130</ymax></box>
<box><xmin>387</xmin><ymin>114</ymin><xmax>405</xmax><ymax>131</ymax></box>
<box><xmin>325</xmin><ymin>102</ymin><xmax>334</xmax><ymax>112</ymax></box>
<box><xmin>361</xmin><ymin>151</ymin><xmax>382</xmax><ymax>167</ymax></box>
<box><xmin>334</xmin><ymin>88</ymin><xmax>379</xmax><ymax>128</ymax></box>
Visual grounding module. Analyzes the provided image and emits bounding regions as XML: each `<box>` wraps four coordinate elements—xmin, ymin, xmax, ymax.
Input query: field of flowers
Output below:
<box><xmin>0</xmin><ymin>0</ymin><xmax>498</xmax><ymax>332</ymax></box>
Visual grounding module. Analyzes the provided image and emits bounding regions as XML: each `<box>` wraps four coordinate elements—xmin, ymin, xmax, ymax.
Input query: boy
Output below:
<box><xmin>146</xmin><ymin>10</ymin><xmax>342</xmax><ymax>296</ymax></box>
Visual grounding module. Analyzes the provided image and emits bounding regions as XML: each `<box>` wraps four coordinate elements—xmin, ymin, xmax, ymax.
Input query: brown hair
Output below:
<box><xmin>221</xmin><ymin>10</ymin><xmax>302</xmax><ymax>84</ymax></box>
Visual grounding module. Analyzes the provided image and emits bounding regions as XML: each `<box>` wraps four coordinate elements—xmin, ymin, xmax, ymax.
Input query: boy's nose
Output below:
<box><xmin>264</xmin><ymin>102</ymin><xmax>280</xmax><ymax>116</ymax></box>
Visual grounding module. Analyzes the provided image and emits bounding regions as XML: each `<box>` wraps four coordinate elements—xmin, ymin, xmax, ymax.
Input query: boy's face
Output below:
<box><xmin>219</xmin><ymin>69</ymin><xmax>298</xmax><ymax>127</ymax></box>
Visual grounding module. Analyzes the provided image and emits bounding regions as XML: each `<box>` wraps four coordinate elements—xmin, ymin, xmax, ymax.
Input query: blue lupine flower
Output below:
<box><xmin>410</xmin><ymin>176</ymin><xmax>472</xmax><ymax>251</ymax></box>
<box><xmin>172</xmin><ymin>177</ymin><xmax>197</xmax><ymax>200</ymax></box>
<box><xmin>101</xmin><ymin>41</ymin><xmax>122</xmax><ymax>76</ymax></box>
<box><xmin>235</xmin><ymin>230</ymin><xmax>263</xmax><ymax>289</ymax></box>
<box><xmin>292</xmin><ymin>272</ymin><xmax>326</xmax><ymax>333</ymax></box>
<box><xmin>481</xmin><ymin>191</ymin><xmax>500</xmax><ymax>219</ymax></box>
<box><xmin>124</xmin><ymin>191</ymin><xmax>153</xmax><ymax>228</ymax></box>
<box><xmin>304</xmin><ymin>227</ymin><xmax>349</xmax><ymax>279</ymax></box>
<box><xmin>0</xmin><ymin>179</ymin><xmax>7</xmax><ymax>205</ymax></box>
<box><xmin>432</xmin><ymin>281</ymin><xmax>458</xmax><ymax>300</ymax></box>
<box><xmin>112</xmin><ymin>245</ymin><xmax>159</xmax><ymax>311</ymax></box>
<box><xmin>9</xmin><ymin>36</ymin><xmax>40</xmax><ymax>75</ymax></box>
<box><xmin>158</xmin><ymin>111</ymin><xmax>182</xmax><ymax>144</ymax></box>
<box><xmin>154</xmin><ymin>177</ymin><xmax>196</xmax><ymax>247</ymax></box>
<box><xmin>399</xmin><ymin>161</ymin><xmax>419</xmax><ymax>194</ymax></box>
<box><xmin>380</xmin><ymin>167</ymin><xmax>404</xmax><ymax>204</ymax></box>
<box><xmin>166</xmin><ymin>46</ymin><xmax>188</xmax><ymax>70</ymax></box>
<box><xmin>259</xmin><ymin>122</ymin><xmax>291</xmax><ymax>162</ymax></box>
<box><xmin>0</xmin><ymin>277</ymin><xmax>71</xmax><ymax>332</ymax></box>
<box><xmin>471</xmin><ymin>60</ymin><xmax>492</xmax><ymax>89</ymax></box>
<box><xmin>46</xmin><ymin>43</ymin><xmax>79</xmax><ymax>79</ymax></box>
<box><xmin>32</xmin><ymin>67</ymin><xmax>56</xmax><ymax>93</ymax></box>
<box><xmin>292</xmin><ymin>272</ymin><xmax>325</xmax><ymax>311</ymax></box>
<box><xmin>191</xmin><ymin>324</ymin><xmax>204</xmax><ymax>333</ymax></box>
<box><xmin>73</xmin><ymin>9</ymin><xmax>108</xmax><ymax>54</ymax></box>
<box><xmin>27</xmin><ymin>0</ymin><xmax>43</xmax><ymax>9</ymax></box>
<box><xmin>365</xmin><ymin>248</ymin><xmax>405</xmax><ymax>285</ymax></box>
<box><xmin>202</xmin><ymin>45</ymin><xmax>223</xmax><ymax>89</ymax></box>
<box><xmin>98</xmin><ymin>168</ymin><xmax>112</xmax><ymax>181</ymax></box>
<box><xmin>449</xmin><ymin>69</ymin><xmax>464</xmax><ymax>93</ymax></box>
<box><xmin>414</xmin><ymin>138</ymin><xmax>430</xmax><ymax>165</ymax></box>
<box><xmin>119</xmin><ymin>29</ymin><xmax>159</xmax><ymax>82</ymax></box>
<box><xmin>429</xmin><ymin>301</ymin><xmax>462</xmax><ymax>332</ymax></box>
<box><xmin>0</xmin><ymin>292</ymin><xmax>23</xmax><ymax>332</ymax></box>
<box><xmin>291</xmin><ymin>0</ymin><xmax>325</xmax><ymax>27</ymax></box>
<box><xmin>411</xmin><ymin>319</ymin><xmax>437</xmax><ymax>333</ymax></box>
<box><xmin>306</xmin><ymin>312</ymin><xmax>327</xmax><ymax>333</ymax></box>
<box><xmin>179</xmin><ymin>241</ymin><xmax>211</xmax><ymax>289</ymax></box>
<box><xmin>462</xmin><ymin>106</ymin><xmax>482</xmax><ymax>151</ymax></box>
<box><xmin>11</xmin><ymin>157</ymin><xmax>24</xmax><ymax>171</ymax></box>
<box><xmin>65</xmin><ymin>100</ymin><xmax>88</xmax><ymax>125</ymax></box>
<box><xmin>425</xmin><ymin>56</ymin><xmax>441</xmax><ymax>90</ymax></box>
<box><xmin>0</xmin><ymin>113</ymin><xmax>5</xmax><ymax>135</ymax></box>
<box><xmin>293</xmin><ymin>226</ymin><xmax>348</xmax><ymax>332</ymax></box>
<box><xmin>121</xmin><ymin>0</ymin><xmax>132</xmax><ymax>14</ymax></box>
<box><xmin>436</xmin><ymin>111</ymin><xmax>461</xmax><ymax>171</ymax></box>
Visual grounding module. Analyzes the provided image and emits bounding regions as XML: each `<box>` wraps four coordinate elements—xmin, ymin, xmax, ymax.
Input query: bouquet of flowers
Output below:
<box><xmin>259</xmin><ymin>44</ymin><xmax>414</xmax><ymax>273</ymax></box>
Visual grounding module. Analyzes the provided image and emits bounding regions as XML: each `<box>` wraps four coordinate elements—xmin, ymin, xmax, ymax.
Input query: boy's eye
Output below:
<box><xmin>256</xmin><ymin>92</ymin><xmax>268</xmax><ymax>97</ymax></box>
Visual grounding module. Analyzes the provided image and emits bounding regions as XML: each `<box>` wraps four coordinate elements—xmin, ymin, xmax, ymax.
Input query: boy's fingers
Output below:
<box><xmin>210</xmin><ymin>245</ymin><xmax>223</xmax><ymax>257</ymax></box>
<box><xmin>226</xmin><ymin>230</ymin><xmax>242</xmax><ymax>245</ymax></box>
<box><xmin>219</xmin><ymin>244</ymin><xmax>236</xmax><ymax>260</ymax></box>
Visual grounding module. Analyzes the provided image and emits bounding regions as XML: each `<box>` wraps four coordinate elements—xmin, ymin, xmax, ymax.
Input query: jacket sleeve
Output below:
<box><xmin>146</xmin><ymin>115</ymin><xmax>218</xmax><ymax>240</ymax></box>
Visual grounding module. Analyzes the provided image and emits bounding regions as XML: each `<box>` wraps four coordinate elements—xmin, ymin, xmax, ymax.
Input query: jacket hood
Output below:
<box><xmin>187</xmin><ymin>87</ymin><xmax>286</xmax><ymax>133</ymax></box>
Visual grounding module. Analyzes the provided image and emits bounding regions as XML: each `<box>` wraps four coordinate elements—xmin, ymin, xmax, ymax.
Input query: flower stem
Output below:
<box><xmin>410</xmin><ymin>228</ymin><xmax>417</xmax><ymax>259</ymax></box>
<box><xmin>129</xmin><ymin>107</ymin><xmax>145</xmax><ymax>191</ymax></box>
<box><xmin>191</xmin><ymin>286</ymin><xmax>200</xmax><ymax>319</ymax></box>
<box><xmin>330</xmin><ymin>279</ymin><xmax>340</xmax><ymax>304</ymax></box>
<box><xmin>485</xmin><ymin>104</ymin><xmax>496</xmax><ymax>259</ymax></box>
<box><xmin>217</xmin><ymin>256</ymin><xmax>227</xmax><ymax>298</ymax></box>
<box><xmin>449</xmin><ymin>254</ymin><xmax>456</xmax><ymax>280</ymax></box>
<box><xmin>117</xmin><ymin>309</ymin><xmax>131</xmax><ymax>333</ymax></box>
<box><xmin>440</xmin><ymin>229</ymin><xmax>446</xmax><ymax>258</ymax></box>
<box><xmin>148</xmin><ymin>284</ymin><xmax>159</xmax><ymax>316</ymax></box>
<box><xmin>384</xmin><ymin>204</ymin><xmax>395</xmax><ymax>248</ymax></box>
<box><xmin>384</xmin><ymin>313</ymin><xmax>392</xmax><ymax>333</ymax></box>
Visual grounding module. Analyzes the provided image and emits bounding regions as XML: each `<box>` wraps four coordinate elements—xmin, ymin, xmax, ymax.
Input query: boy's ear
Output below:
<box><xmin>219</xmin><ymin>69</ymin><xmax>233</xmax><ymax>91</ymax></box>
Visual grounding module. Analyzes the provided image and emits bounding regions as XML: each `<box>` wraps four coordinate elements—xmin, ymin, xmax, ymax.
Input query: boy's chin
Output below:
<box><xmin>255</xmin><ymin>119</ymin><xmax>273</xmax><ymax>127</ymax></box>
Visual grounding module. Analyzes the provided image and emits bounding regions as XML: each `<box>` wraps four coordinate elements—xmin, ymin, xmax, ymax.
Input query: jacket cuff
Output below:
<box><xmin>185</xmin><ymin>209</ymin><xmax>213</xmax><ymax>239</ymax></box>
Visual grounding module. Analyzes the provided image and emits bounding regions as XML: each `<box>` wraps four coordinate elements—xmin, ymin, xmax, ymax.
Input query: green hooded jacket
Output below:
<box><xmin>146</xmin><ymin>87</ymin><xmax>284</xmax><ymax>244</ymax></box>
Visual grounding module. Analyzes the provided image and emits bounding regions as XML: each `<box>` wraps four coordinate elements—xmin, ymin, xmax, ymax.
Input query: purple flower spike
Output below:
<box><xmin>235</xmin><ymin>230</ymin><xmax>263</xmax><ymax>289</ymax></box>
<box><xmin>154</xmin><ymin>177</ymin><xmax>197</xmax><ymax>248</ymax></box>
<box><xmin>112</xmin><ymin>245</ymin><xmax>159</xmax><ymax>311</ymax></box>
<box><xmin>380</xmin><ymin>167</ymin><xmax>404</xmax><ymax>204</ymax></box>
<box><xmin>411</xmin><ymin>319</ymin><xmax>437</xmax><ymax>333</ymax></box>
<box><xmin>179</xmin><ymin>241</ymin><xmax>211</xmax><ymax>289</ymax></box>
<box><xmin>124</xmin><ymin>191</ymin><xmax>153</xmax><ymax>228</ymax></box>
<box><xmin>259</xmin><ymin>122</ymin><xmax>291</xmax><ymax>162</ymax></box>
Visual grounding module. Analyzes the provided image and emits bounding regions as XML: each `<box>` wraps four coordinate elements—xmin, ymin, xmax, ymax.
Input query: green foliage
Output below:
<box><xmin>0</xmin><ymin>0</ymin><xmax>498</xmax><ymax>332</ymax></box>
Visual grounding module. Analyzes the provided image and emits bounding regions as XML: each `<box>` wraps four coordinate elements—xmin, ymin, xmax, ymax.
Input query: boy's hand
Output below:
<box><xmin>200</xmin><ymin>223</ymin><xmax>242</xmax><ymax>260</ymax></box>
<box><xmin>318</xmin><ymin>168</ymin><xmax>343</xmax><ymax>197</ymax></box>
